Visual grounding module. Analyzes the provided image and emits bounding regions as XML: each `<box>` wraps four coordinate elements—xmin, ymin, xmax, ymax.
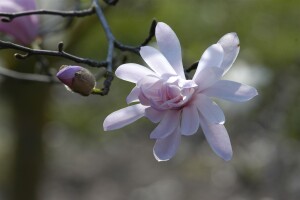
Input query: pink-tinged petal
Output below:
<box><xmin>103</xmin><ymin>104</ymin><xmax>147</xmax><ymax>131</ymax></box>
<box><xmin>126</xmin><ymin>86</ymin><xmax>140</xmax><ymax>104</ymax></box>
<box><xmin>193</xmin><ymin>43</ymin><xmax>224</xmax><ymax>80</ymax></box>
<box><xmin>140</xmin><ymin>46</ymin><xmax>177</xmax><ymax>77</ymax></box>
<box><xmin>203</xmin><ymin>80</ymin><xmax>258</xmax><ymax>102</ymax></box>
<box><xmin>145</xmin><ymin>107</ymin><xmax>165</xmax><ymax>123</ymax></box>
<box><xmin>181</xmin><ymin>104</ymin><xmax>200</xmax><ymax>136</ymax></box>
<box><xmin>195</xmin><ymin>94</ymin><xmax>225</xmax><ymax>124</ymax></box>
<box><xmin>0</xmin><ymin>1</ymin><xmax>38</xmax><ymax>45</ymax></box>
<box><xmin>153</xmin><ymin>128</ymin><xmax>181</xmax><ymax>162</ymax></box>
<box><xmin>218</xmin><ymin>33</ymin><xmax>240</xmax><ymax>75</ymax></box>
<box><xmin>115</xmin><ymin>63</ymin><xmax>156</xmax><ymax>83</ymax></box>
<box><xmin>150</xmin><ymin>110</ymin><xmax>181</xmax><ymax>139</ymax></box>
<box><xmin>155</xmin><ymin>22</ymin><xmax>185</xmax><ymax>79</ymax></box>
<box><xmin>193</xmin><ymin>66</ymin><xmax>223</xmax><ymax>91</ymax></box>
<box><xmin>199</xmin><ymin>115</ymin><xmax>232</xmax><ymax>161</ymax></box>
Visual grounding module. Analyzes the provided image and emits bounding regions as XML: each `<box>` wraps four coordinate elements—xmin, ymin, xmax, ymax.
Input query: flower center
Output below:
<box><xmin>138</xmin><ymin>75</ymin><xmax>197</xmax><ymax>110</ymax></box>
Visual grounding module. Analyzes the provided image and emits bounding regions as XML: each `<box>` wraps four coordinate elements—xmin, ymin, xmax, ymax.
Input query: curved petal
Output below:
<box><xmin>193</xmin><ymin>43</ymin><xmax>224</xmax><ymax>80</ymax></box>
<box><xmin>115</xmin><ymin>63</ymin><xmax>156</xmax><ymax>83</ymax></box>
<box><xmin>145</xmin><ymin>107</ymin><xmax>165</xmax><ymax>123</ymax></box>
<box><xmin>103</xmin><ymin>104</ymin><xmax>147</xmax><ymax>131</ymax></box>
<box><xmin>150</xmin><ymin>110</ymin><xmax>181</xmax><ymax>139</ymax></box>
<box><xmin>155</xmin><ymin>22</ymin><xmax>185</xmax><ymax>79</ymax></box>
<box><xmin>218</xmin><ymin>32</ymin><xmax>240</xmax><ymax>75</ymax></box>
<box><xmin>126</xmin><ymin>86</ymin><xmax>140</xmax><ymax>104</ymax></box>
<box><xmin>202</xmin><ymin>80</ymin><xmax>258</xmax><ymax>102</ymax></box>
<box><xmin>199</xmin><ymin>115</ymin><xmax>232</xmax><ymax>161</ymax></box>
<box><xmin>140</xmin><ymin>46</ymin><xmax>177</xmax><ymax>77</ymax></box>
<box><xmin>195</xmin><ymin>94</ymin><xmax>225</xmax><ymax>124</ymax></box>
<box><xmin>181</xmin><ymin>104</ymin><xmax>200</xmax><ymax>135</ymax></box>
<box><xmin>193</xmin><ymin>66</ymin><xmax>224</xmax><ymax>91</ymax></box>
<box><xmin>153</xmin><ymin>128</ymin><xmax>181</xmax><ymax>162</ymax></box>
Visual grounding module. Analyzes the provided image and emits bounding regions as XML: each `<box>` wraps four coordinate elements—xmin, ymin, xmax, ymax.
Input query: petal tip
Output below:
<box><xmin>153</xmin><ymin>149</ymin><xmax>170</xmax><ymax>162</ymax></box>
<box><xmin>222</xmin><ymin>151</ymin><xmax>233</xmax><ymax>161</ymax></box>
<box><xmin>218</xmin><ymin>32</ymin><xmax>240</xmax><ymax>48</ymax></box>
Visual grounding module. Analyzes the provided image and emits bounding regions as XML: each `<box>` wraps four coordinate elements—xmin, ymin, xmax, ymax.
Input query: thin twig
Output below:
<box><xmin>185</xmin><ymin>61</ymin><xmax>199</xmax><ymax>73</ymax></box>
<box><xmin>103</xmin><ymin>0</ymin><xmax>119</xmax><ymax>6</ymax></box>
<box><xmin>0</xmin><ymin>40</ymin><xmax>107</xmax><ymax>68</ymax></box>
<box><xmin>140</xmin><ymin>19</ymin><xmax>157</xmax><ymax>46</ymax></box>
<box><xmin>114</xmin><ymin>19</ymin><xmax>157</xmax><ymax>54</ymax></box>
<box><xmin>0</xmin><ymin>7</ymin><xmax>96</xmax><ymax>22</ymax></box>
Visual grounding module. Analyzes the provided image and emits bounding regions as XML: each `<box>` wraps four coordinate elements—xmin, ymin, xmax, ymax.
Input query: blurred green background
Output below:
<box><xmin>1</xmin><ymin>0</ymin><xmax>300</xmax><ymax>200</ymax></box>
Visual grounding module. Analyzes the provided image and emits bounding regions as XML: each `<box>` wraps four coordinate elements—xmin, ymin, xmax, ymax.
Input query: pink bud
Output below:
<box><xmin>0</xmin><ymin>0</ymin><xmax>39</xmax><ymax>45</ymax></box>
<box><xmin>56</xmin><ymin>65</ymin><xmax>96</xmax><ymax>96</ymax></box>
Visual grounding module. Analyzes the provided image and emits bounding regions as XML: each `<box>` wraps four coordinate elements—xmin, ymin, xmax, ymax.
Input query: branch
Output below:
<box><xmin>0</xmin><ymin>66</ymin><xmax>58</xmax><ymax>83</ymax></box>
<box><xmin>0</xmin><ymin>1</ymin><xmax>157</xmax><ymax>96</ymax></box>
<box><xmin>114</xmin><ymin>19</ymin><xmax>157</xmax><ymax>54</ymax></box>
<box><xmin>0</xmin><ymin>40</ymin><xmax>107</xmax><ymax>68</ymax></box>
<box><xmin>93</xmin><ymin>0</ymin><xmax>114</xmax><ymax>72</ymax></box>
<box><xmin>103</xmin><ymin>0</ymin><xmax>119</xmax><ymax>6</ymax></box>
<box><xmin>185</xmin><ymin>61</ymin><xmax>198</xmax><ymax>73</ymax></box>
<box><xmin>0</xmin><ymin>7</ymin><xmax>96</xmax><ymax>22</ymax></box>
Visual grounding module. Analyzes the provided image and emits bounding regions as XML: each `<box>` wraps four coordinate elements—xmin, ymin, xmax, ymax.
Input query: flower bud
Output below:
<box><xmin>56</xmin><ymin>65</ymin><xmax>96</xmax><ymax>96</ymax></box>
<box><xmin>0</xmin><ymin>0</ymin><xmax>39</xmax><ymax>45</ymax></box>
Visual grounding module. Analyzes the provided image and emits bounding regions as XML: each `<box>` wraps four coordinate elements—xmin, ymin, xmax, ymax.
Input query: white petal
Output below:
<box><xmin>115</xmin><ymin>63</ymin><xmax>155</xmax><ymax>83</ymax></box>
<box><xmin>203</xmin><ymin>80</ymin><xmax>258</xmax><ymax>102</ymax></box>
<box><xmin>181</xmin><ymin>104</ymin><xmax>200</xmax><ymax>135</ymax></box>
<box><xmin>199</xmin><ymin>116</ymin><xmax>232</xmax><ymax>161</ymax></box>
<box><xmin>195</xmin><ymin>94</ymin><xmax>225</xmax><ymax>124</ymax></box>
<box><xmin>153</xmin><ymin>128</ymin><xmax>181</xmax><ymax>162</ymax></box>
<box><xmin>193</xmin><ymin>43</ymin><xmax>224</xmax><ymax>79</ymax></box>
<box><xmin>103</xmin><ymin>104</ymin><xmax>147</xmax><ymax>131</ymax></box>
<box><xmin>150</xmin><ymin>110</ymin><xmax>181</xmax><ymax>139</ymax></box>
<box><xmin>140</xmin><ymin>46</ymin><xmax>177</xmax><ymax>77</ymax></box>
<box><xmin>193</xmin><ymin>66</ymin><xmax>224</xmax><ymax>91</ymax></box>
<box><xmin>145</xmin><ymin>107</ymin><xmax>165</xmax><ymax>123</ymax></box>
<box><xmin>126</xmin><ymin>86</ymin><xmax>140</xmax><ymax>104</ymax></box>
<box><xmin>155</xmin><ymin>22</ymin><xmax>185</xmax><ymax>79</ymax></box>
<box><xmin>218</xmin><ymin>32</ymin><xmax>240</xmax><ymax>75</ymax></box>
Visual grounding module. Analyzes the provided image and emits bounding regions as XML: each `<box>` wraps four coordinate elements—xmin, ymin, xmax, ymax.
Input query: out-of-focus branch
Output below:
<box><xmin>0</xmin><ymin>66</ymin><xmax>59</xmax><ymax>83</ymax></box>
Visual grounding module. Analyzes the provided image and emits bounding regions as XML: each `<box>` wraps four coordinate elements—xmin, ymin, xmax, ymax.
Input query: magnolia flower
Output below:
<box><xmin>56</xmin><ymin>65</ymin><xmax>96</xmax><ymax>96</ymax></box>
<box><xmin>0</xmin><ymin>0</ymin><xmax>39</xmax><ymax>45</ymax></box>
<box><xmin>103</xmin><ymin>22</ymin><xmax>258</xmax><ymax>161</ymax></box>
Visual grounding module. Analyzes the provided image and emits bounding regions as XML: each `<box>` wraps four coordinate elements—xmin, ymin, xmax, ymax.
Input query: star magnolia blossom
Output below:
<box><xmin>0</xmin><ymin>0</ymin><xmax>39</xmax><ymax>45</ymax></box>
<box><xmin>103</xmin><ymin>22</ymin><xmax>258</xmax><ymax>161</ymax></box>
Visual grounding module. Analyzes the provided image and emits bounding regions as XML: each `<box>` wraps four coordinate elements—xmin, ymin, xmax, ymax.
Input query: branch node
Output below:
<box><xmin>1</xmin><ymin>17</ymin><xmax>12</xmax><ymax>23</ymax></box>
<box><xmin>58</xmin><ymin>42</ymin><xmax>64</xmax><ymax>52</ymax></box>
<box><xmin>14</xmin><ymin>53</ymin><xmax>30</xmax><ymax>59</ymax></box>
